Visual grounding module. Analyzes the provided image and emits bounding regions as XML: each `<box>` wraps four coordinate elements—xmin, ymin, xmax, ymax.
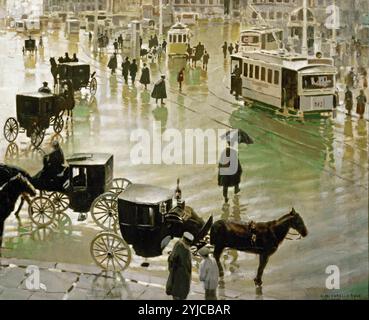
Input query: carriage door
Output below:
<box><xmin>282</xmin><ymin>69</ymin><xmax>298</xmax><ymax>109</ymax></box>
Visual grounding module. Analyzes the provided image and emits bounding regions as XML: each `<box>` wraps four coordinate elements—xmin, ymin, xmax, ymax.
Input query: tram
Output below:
<box><xmin>231</xmin><ymin>28</ymin><xmax>337</xmax><ymax>116</ymax></box>
<box><xmin>167</xmin><ymin>22</ymin><xmax>191</xmax><ymax>58</ymax></box>
<box><xmin>65</xmin><ymin>19</ymin><xmax>80</xmax><ymax>35</ymax></box>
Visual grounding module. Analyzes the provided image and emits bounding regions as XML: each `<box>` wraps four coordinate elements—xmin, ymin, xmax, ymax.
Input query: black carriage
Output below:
<box><xmin>90</xmin><ymin>183</ymin><xmax>213</xmax><ymax>272</ymax></box>
<box><xmin>3</xmin><ymin>92</ymin><xmax>70</xmax><ymax>148</ymax></box>
<box><xmin>23</xmin><ymin>38</ymin><xmax>37</xmax><ymax>54</ymax></box>
<box><xmin>58</xmin><ymin>62</ymin><xmax>97</xmax><ymax>96</ymax></box>
<box><xmin>27</xmin><ymin>153</ymin><xmax>131</xmax><ymax>228</ymax></box>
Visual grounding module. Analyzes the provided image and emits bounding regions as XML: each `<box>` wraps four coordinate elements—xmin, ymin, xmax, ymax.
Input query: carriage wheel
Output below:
<box><xmin>110</xmin><ymin>178</ymin><xmax>132</xmax><ymax>196</ymax></box>
<box><xmin>51</xmin><ymin>212</ymin><xmax>72</xmax><ymax>236</ymax></box>
<box><xmin>49</xmin><ymin>192</ymin><xmax>70</xmax><ymax>212</ymax></box>
<box><xmin>91</xmin><ymin>193</ymin><xmax>118</xmax><ymax>231</ymax></box>
<box><xmin>53</xmin><ymin>116</ymin><xmax>64</xmax><ymax>134</ymax></box>
<box><xmin>5</xmin><ymin>142</ymin><xmax>19</xmax><ymax>160</ymax></box>
<box><xmin>4</xmin><ymin>118</ymin><xmax>19</xmax><ymax>143</ymax></box>
<box><xmin>28</xmin><ymin>196</ymin><xmax>56</xmax><ymax>227</ymax></box>
<box><xmin>89</xmin><ymin>77</ymin><xmax>97</xmax><ymax>96</ymax></box>
<box><xmin>30</xmin><ymin>126</ymin><xmax>45</xmax><ymax>148</ymax></box>
<box><xmin>90</xmin><ymin>232</ymin><xmax>131</xmax><ymax>271</ymax></box>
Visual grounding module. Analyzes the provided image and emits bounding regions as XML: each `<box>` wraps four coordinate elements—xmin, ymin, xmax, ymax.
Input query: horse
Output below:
<box><xmin>210</xmin><ymin>208</ymin><xmax>308</xmax><ymax>289</ymax></box>
<box><xmin>50</xmin><ymin>57</ymin><xmax>59</xmax><ymax>88</ymax></box>
<box><xmin>0</xmin><ymin>174</ymin><xmax>36</xmax><ymax>253</ymax></box>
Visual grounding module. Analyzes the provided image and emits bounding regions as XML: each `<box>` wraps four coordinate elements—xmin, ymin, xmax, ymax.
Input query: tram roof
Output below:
<box><xmin>232</xmin><ymin>50</ymin><xmax>336</xmax><ymax>72</ymax></box>
<box><xmin>240</xmin><ymin>26</ymin><xmax>283</xmax><ymax>34</ymax></box>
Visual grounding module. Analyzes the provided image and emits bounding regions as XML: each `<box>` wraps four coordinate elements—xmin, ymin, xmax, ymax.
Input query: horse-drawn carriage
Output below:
<box><xmin>23</xmin><ymin>38</ymin><xmax>37</xmax><ymax>55</ymax></box>
<box><xmin>90</xmin><ymin>183</ymin><xmax>213</xmax><ymax>272</ymax></box>
<box><xmin>3</xmin><ymin>89</ymin><xmax>73</xmax><ymax>148</ymax></box>
<box><xmin>58</xmin><ymin>62</ymin><xmax>97</xmax><ymax>97</ymax></box>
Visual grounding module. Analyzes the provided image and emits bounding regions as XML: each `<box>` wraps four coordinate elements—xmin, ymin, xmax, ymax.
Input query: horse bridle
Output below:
<box><xmin>286</xmin><ymin>231</ymin><xmax>302</xmax><ymax>241</ymax></box>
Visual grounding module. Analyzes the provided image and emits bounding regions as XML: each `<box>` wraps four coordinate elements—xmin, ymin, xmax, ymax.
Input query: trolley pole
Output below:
<box><xmin>93</xmin><ymin>0</ymin><xmax>98</xmax><ymax>53</ymax></box>
<box><xmin>301</xmin><ymin>0</ymin><xmax>308</xmax><ymax>57</ymax></box>
<box><xmin>159</xmin><ymin>0</ymin><xmax>163</xmax><ymax>42</ymax></box>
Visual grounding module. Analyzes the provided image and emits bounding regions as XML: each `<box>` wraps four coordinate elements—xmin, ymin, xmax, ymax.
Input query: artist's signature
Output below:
<box><xmin>321</xmin><ymin>293</ymin><xmax>362</xmax><ymax>300</ymax></box>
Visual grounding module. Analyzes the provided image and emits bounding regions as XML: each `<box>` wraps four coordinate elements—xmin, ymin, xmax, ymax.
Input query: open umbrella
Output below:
<box><xmin>222</xmin><ymin>129</ymin><xmax>254</xmax><ymax>145</ymax></box>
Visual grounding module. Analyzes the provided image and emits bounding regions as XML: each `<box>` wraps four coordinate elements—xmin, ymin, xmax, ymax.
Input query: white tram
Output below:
<box><xmin>167</xmin><ymin>22</ymin><xmax>191</xmax><ymax>58</ymax></box>
<box><xmin>231</xmin><ymin>28</ymin><xmax>337</xmax><ymax>115</ymax></box>
<box><xmin>239</xmin><ymin>27</ymin><xmax>283</xmax><ymax>53</ymax></box>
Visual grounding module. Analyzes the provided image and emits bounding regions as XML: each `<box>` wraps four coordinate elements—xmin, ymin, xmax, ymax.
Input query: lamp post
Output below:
<box><xmin>301</xmin><ymin>0</ymin><xmax>308</xmax><ymax>57</ymax></box>
<box><xmin>93</xmin><ymin>0</ymin><xmax>98</xmax><ymax>53</ymax></box>
<box><xmin>159</xmin><ymin>0</ymin><xmax>163</xmax><ymax>41</ymax></box>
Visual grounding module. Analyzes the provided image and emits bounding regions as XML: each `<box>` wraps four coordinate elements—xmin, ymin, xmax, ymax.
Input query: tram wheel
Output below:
<box><xmin>90</xmin><ymin>232</ymin><xmax>131</xmax><ymax>272</ymax></box>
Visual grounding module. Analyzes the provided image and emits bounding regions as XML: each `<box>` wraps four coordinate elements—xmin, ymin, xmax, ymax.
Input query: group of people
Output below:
<box><xmin>57</xmin><ymin>52</ymin><xmax>79</xmax><ymax>64</ymax></box>
<box><xmin>345</xmin><ymin>68</ymin><xmax>368</xmax><ymax>118</ymax></box>
<box><xmin>221</xmin><ymin>41</ymin><xmax>240</xmax><ymax>59</ymax></box>
<box><xmin>186</xmin><ymin>42</ymin><xmax>210</xmax><ymax>70</ymax></box>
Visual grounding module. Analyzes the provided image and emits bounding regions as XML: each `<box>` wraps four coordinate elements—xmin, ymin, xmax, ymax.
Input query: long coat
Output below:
<box><xmin>151</xmin><ymin>79</ymin><xmax>167</xmax><ymax>99</ymax></box>
<box><xmin>356</xmin><ymin>94</ymin><xmax>367</xmax><ymax>116</ymax></box>
<box><xmin>140</xmin><ymin>67</ymin><xmax>150</xmax><ymax>85</ymax></box>
<box><xmin>108</xmin><ymin>56</ymin><xmax>117</xmax><ymax>70</ymax></box>
<box><xmin>166</xmin><ymin>240</ymin><xmax>192</xmax><ymax>299</ymax></box>
<box><xmin>218</xmin><ymin>147</ymin><xmax>242</xmax><ymax>187</ymax></box>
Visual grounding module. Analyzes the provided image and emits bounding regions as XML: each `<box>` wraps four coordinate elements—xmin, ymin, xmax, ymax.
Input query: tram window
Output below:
<box><xmin>255</xmin><ymin>66</ymin><xmax>260</xmax><ymax>80</ymax></box>
<box><xmin>249</xmin><ymin>64</ymin><xmax>254</xmax><ymax>78</ymax></box>
<box><xmin>261</xmin><ymin>67</ymin><xmax>266</xmax><ymax>81</ymax></box>
<box><xmin>274</xmin><ymin>71</ymin><xmax>280</xmax><ymax>85</ymax></box>
<box><xmin>173</xmin><ymin>35</ymin><xmax>177</xmax><ymax>43</ymax></box>
<box><xmin>244</xmin><ymin>63</ymin><xmax>248</xmax><ymax>77</ymax></box>
<box><xmin>183</xmin><ymin>34</ymin><xmax>186</xmax><ymax>42</ymax></box>
<box><xmin>268</xmin><ymin>69</ymin><xmax>273</xmax><ymax>83</ymax></box>
<box><xmin>178</xmin><ymin>34</ymin><xmax>182</xmax><ymax>43</ymax></box>
<box><xmin>169</xmin><ymin>34</ymin><xmax>172</xmax><ymax>42</ymax></box>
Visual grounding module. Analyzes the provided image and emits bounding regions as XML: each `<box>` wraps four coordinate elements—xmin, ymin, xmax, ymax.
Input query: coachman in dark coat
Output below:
<box><xmin>218</xmin><ymin>145</ymin><xmax>242</xmax><ymax>203</ymax></box>
<box><xmin>151</xmin><ymin>75</ymin><xmax>167</xmax><ymax>105</ymax></box>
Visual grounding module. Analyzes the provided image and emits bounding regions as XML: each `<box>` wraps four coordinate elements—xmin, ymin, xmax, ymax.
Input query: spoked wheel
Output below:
<box><xmin>51</xmin><ymin>212</ymin><xmax>72</xmax><ymax>236</ymax></box>
<box><xmin>5</xmin><ymin>142</ymin><xmax>19</xmax><ymax>160</ymax></box>
<box><xmin>4</xmin><ymin>118</ymin><xmax>19</xmax><ymax>143</ymax></box>
<box><xmin>90</xmin><ymin>232</ymin><xmax>131</xmax><ymax>271</ymax></box>
<box><xmin>28</xmin><ymin>196</ymin><xmax>56</xmax><ymax>227</ymax></box>
<box><xmin>30</xmin><ymin>126</ymin><xmax>45</xmax><ymax>148</ymax></box>
<box><xmin>53</xmin><ymin>116</ymin><xmax>64</xmax><ymax>134</ymax></box>
<box><xmin>91</xmin><ymin>193</ymin><xmax>118</xmax><ymax>231</ymax></box>
<box><xmin>89</xmin><ymin>77</ymin><xmax>97</xmax><ymax>96</ymax></box>
<box><xmin>110</xmin><ymin>178</ymin><xmax>132</xmax><ymax>196</ymax></box>
<box><xmin>49</xmin><ymin>192</ymin><xmax>70</xmax><ymax>212</ymax></box>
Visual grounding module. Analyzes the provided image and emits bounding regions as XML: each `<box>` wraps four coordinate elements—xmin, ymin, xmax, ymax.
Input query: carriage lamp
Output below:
<box><xmin>159</xmin><ymin>202</ymin><xmax>167</xmax><ymax>214</ymax></box>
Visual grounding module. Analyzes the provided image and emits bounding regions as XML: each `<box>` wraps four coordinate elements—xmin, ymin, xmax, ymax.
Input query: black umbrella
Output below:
<box><xmin>222</xmin><ymin>129</ymin><xmax>254</xmax><ymax>145</ymax></box>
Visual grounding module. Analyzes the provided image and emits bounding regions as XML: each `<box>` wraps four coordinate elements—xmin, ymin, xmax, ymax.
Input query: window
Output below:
<box><xmin>244</xmin><ymin>63</ymin><xmax>248</xmax><ymax>77</ymax></box>
<box><xmin>249</xmin><ymin>64</ymin><xmax>254</xmax><ymax>78</ymax></box>
<box><xmin>173</xmin><ymin>35</ymin><xmax>177</xmax><ymax>43</ymax></box>
<box><xmin>268</xmin><ymin>69</ymin><xmax>273</xmax><ymax>83</ymax></box>
<box><xmin>274</xmin><ymin>70</ymin><xmax>280</xmax><ymax>85</ymax></box>
<box><xmin>255</xmin><ymin>66</ymin><xmax>260</xmax><ymax>80</ymax></box>
<box><xmin>169</xmin><ymin>34</ymin><xmax>172</xmax><ymax>42</ymax></box>
<box><xmin>72</xmin><ymin>167</ymin><xmax>87</xmax><ymax>188</ymax></box>
<box><xmin>183</xmin><ymin>34</ymin><xmax>186</xmax><ymax>42</ymax></box>
<box><xmin>178</xmin><ymin>34</ymin><xmax>182</xmax><ymax>42</ymax></box>
<box><xmin>261</xmin><ymin>67</ymin><xmax>266</xmax><ymax>81</ymax></box>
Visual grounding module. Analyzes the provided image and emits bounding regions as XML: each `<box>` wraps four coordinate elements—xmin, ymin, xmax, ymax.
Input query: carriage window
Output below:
<box><xmin>45</xmin><ymin>101</ymin><xmax>53</xmax><ymax>113</ymax></box>
<box><xmin>137</xmin><ymin>207</ymin><xmax>155</xmax><ymax>227</ymax></box>
<box><xmin>274</xmin><ymin>70</ymin><xmax>280</xmax><ymax>85</ymax></box>
<box><xmin>249</xmin><ymin>64</ymin><xmax>254</xmax><ymax>78</ymax></box>
<box><xmin>268</xmin><ymin>69</ymin><xmax>273</xmax><ymax>83</ymax></box>
<box><xmin>261</xmin><ymin>67</ymin><xmax>266</xmax><ymax>81</ymax></box>
<box><xmin>244</xmin><ymin>63</ymin><xmax>248</xmax><ymax>77</ymax></box>
<box><xmin>24</xmin><ymin>100</ymin><xmax>38</xmax><ymax>116</ymax></box>
<box><xmin>72</xmin><ymin>167</ymin><xmax>87</xmax><ymax>188</ymax></box>
<box><xmin>255</xmin><ymin>66</ymin><xmax>260</xmax><ymax>80</ymax></box>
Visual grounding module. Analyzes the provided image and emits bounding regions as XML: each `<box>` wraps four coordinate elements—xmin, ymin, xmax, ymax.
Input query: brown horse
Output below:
<box><xmin>210</xmin><ymin>208</ymin><xmax>308</xmax><ymax>288</ymax></box>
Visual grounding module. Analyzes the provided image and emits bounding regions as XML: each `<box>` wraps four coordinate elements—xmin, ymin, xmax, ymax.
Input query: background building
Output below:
<box><xmin>43</xmin><ymin>0</ymin><xmax>107</xmax><ymax>13</ymax></box>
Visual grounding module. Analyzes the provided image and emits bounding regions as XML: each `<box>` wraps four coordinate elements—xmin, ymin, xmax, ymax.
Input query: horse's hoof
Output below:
<box><xmin>254</xmin><ymin>278</ymin><xmax>263</xmax><ymax>287</ymax></box>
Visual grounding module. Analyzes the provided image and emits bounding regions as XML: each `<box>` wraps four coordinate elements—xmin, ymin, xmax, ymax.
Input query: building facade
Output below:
<box><xmin>43</xmin><ymin>0</ymin><xmax>107</xmax><ymax>13</ymax></box>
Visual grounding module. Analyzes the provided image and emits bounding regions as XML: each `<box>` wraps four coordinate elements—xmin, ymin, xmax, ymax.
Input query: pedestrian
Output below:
<box><xmin>71</xmin><ymin>53</ymin><xmax>78</xmax><ymax>62</ymax></box>
<box><xmin>139</xmin><ymin>36</ymin><xmax>143</xmax><ymax>48</ymax></box>
<box><xmin>166</xmin><ymin>232</ymin><xmax>194</xmax><ymax>300</ymax></box>
<box><xmin>39</xmin><ymin>35</ymin><xmax>43</xmax><ymax>48</ymax></box>
<box><xmin>149</xmin><ymin>35</ymin><xmax>154</xmax><ymax>49</ymax></box>
<box><xmin>108</xmin><ymin>53</ymin><xmax>117</xmax><ymax>75</ymax></box>
<box><xmin>356</xmin><ymin>89</ymin><xmax>367</xmax><ymax>119</ymax></box>
<box><xmin>231</xmin><ymin>65</ymin><xmax>242</xmax><ymax>100</ymax></box>
<box><xmin>218</xmin><ymin>142</ymin><xmax>242</xmax><ymax>203</ymax></box>
<box><xmin>177</xmin><ymin>68</ymin><xmax>185</xmax><ymax>91</ymax></box>
<box><xmin>129</xmin><ymin>59</ymin><xmax>138</xmax><ymax>84</ymax></box>
<box><xmin>151</xmin><ymin>46</ymin><xmax>157</xmax><ymax>63</ymax></box>
<box><xmin>363</xmin><ymin>70</ymin><xmax>368</xmax><ymax>90</ymax></box>
<box><xmin>228</xmin><ymin>43</ymin><xmax>234</xmax><ymax>55</ymax></box>
<box><xmin>118</xmin><ymin>34</ymin><xmax>123</xmax><ymax>48</ymax></box>
<box><xmin>153</xmin><ymin>34</ymin><xmax>159</xmax><ymax>47</ymax></box>
<box><xmin>89</xmin><ymin>32</ymin><xmax>92</xmax><ymax>43</ymax></box>
<box><xmin>346</xmin><ymin>67</ymin><xmax>355</xmax><ymax>89</ymax></box>
<box><xmin>58</xmin><ymin>56</ymin><xmax>64</xmax><ymax>64</ymax></box>
<box><xmin>198</xmin><ymin>247</ymin><xmax>219</xmax><ymax>301</ymax></box>
<box><xmin>157</xmin><ymin>44</ymin><xmax>163</xmax><ymax>60</ymax></box>
<box><xmin>235</xmin><ymin>41</ymin><xmax>240</xmax><ymax>53</ymax></box>
<box><xmin>64</xmin><ymin>52</ymin><xmax>71</xmax><ymax>63</ymax></box>
<box><xmin>162</xmin><ymin>39</ymin><xmax>167</xmax><ymax>53</ymax></box>
<box><xmin>222</xmin><ymin>41</ymin><xmax>228</xmax><ymax>59</ymax></box>
<box><xmin>345</xmin><ymin>86</ymin><xmax>353</xmax><ymax>116</ymax></box>
<box><xmin>186</xmin><ymin>44</ymin><xmax>193</xmax><ymax>65</ymax></box>
<box><xmin>139</xmin><ymin>63</ymin><xmax>151</xmax><ymax>90</ymax></box>
<box><xmin>122</xmin><ymin>57</ymin><xmax>130</xmax><ymax>84</ymax></box>
<box><xmin>203</xmin><ymin>51</ymin><xmax>210</xmax><ymax>70</ymax></box>
<box><xmin>151</xmin><ymin>75</ymin><xmax>167</xmax><ymax>105</ymax></box>
<box><xmin>113</xmin><ymin>39</ymin><xmax>119</xmax><ymax>53</ymax></box>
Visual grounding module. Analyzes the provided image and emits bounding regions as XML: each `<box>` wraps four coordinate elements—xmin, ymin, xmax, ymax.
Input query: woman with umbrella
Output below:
<box><xmin>218</xmin><ymin>129</ymin><xmax>253</xmax><ymax>203</ymax></box>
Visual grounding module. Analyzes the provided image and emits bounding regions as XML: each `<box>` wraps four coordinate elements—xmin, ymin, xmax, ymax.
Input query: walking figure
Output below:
<box><xmin>222</xmin><ymin>41</ymin><xmax>228</xmax><ymax>59</ymax></box>
<box><xmin>177</xmin><ymin>68</ymin><xmax>185</xmax><ymax>91</ymax></box>
<box><xmin>356</xmin><ymin>89</ymin><xmax>367</xmax><ymax>119</ymax></box>
<box><xmin>122</xmin><ymin>57</ymin><xmax>130</xmax><ymax>84</ymax></box>
<box><xmin>198</xmin><ymin>247</ymin><xmax>219</xmax><ymax>301</ymax></box>
<box><xmin>108</xmin><ymin>53</ymin><xmax>117</xmax><ymax>75</ymax></box>
<box><xmin>345</xmin><ymin>86</ymin><xmax>353</xmax><ymax>116</ymax></box>
<box><xmin>151</xmin><ymin>75</ymin><xmax>167</xmax><ymax>105</ymax></box>
<box><xmin>129</xmin><ymin>59</ymin><xmax>138</xmax><ymax>84</ymax></box>
<box><xmin>203</xmin><ymin>51</ymin><xmax>210</xmax><ymax>71</ymax></box>
<box><xmin>139</xmin><ymin>63</ymin><xmax>151</xmax><ymax>90</ymax></box>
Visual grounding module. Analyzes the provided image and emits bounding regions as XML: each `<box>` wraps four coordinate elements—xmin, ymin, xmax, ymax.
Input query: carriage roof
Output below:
<box><xmin>60</xmin><ymin>62</ymin><xmax>90</xmax><ymax>68</ymax></box>
<box><xmin>17</xmin><ymin>92</ymin><xmax>54</xmax><ymax>100</ymax></box>
<box><xmin>67</xmin><ymin>153</ymin><xmax>113</xmax><ymax>167</ymax></box>
<box><xmin>118</xmin><ymin>184</ymin><xmax>172</xmax><ymax>206</ymax></box>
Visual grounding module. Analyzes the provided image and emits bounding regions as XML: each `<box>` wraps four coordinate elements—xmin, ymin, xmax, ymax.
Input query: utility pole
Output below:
<box><xmin>301</xmin><ymin>0</ymin><xmax>308</xmax><ymax>56</ymax></box>
<box><xmin>159</xmin><ymin>0</ymin><xmax>163</xmax><ymax>41</ymax></box>
<box><xmin>93</xmin><ymin>0</ymin><xmax>98</xmax><ymax>53</ymax></box>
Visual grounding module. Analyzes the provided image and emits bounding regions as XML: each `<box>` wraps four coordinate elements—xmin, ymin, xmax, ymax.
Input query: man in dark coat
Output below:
<box><xmin>222</xmin><ymin>42</ymin><xmax>228</xmax><ymax>59</ymax></box>
<box><xmin>218</xmin><ymin>143</ymin><xmax>242</xmax><ymax>203</ymax></box>
<box><xmin>166</xmin><ymin>232</ymin><xmax>193</xmax><ymax>300</ymax></box>
<box><xmin>356</xmin><ymin>89</ymin><xmax>367</xmax><ymax>119</ymax></box>
<box><xmin>122</xmin><ymin>57</ymin><xmax>130</xmax><ymax>84</ymax></box>
<box><xmin>108</xmin><ymin>53</ymin><xmax>117</xmax><ymax>74</ymax></box>
<box><xmin>162</xmin><ymin>39</ymin><xmax>167</xmax><ymax>52</ymax></box>
<box><xmin>345</xmin><ymin>86</ymin><xmax>353</xmax><ymax>115</ymax></box>
<box><xmin>129</xmin><ymin>59</ymin><xmax>138</xmax><ymax>84</ymax></box>
<box><xmin>113</xmin><ymin>39</ymin><xmax>119</xmax><ymax>53</ymax></box>
<box><xmin>139</xmin><ymin>63</ymin><xmax>150</xmax><ymax>90</ymax></box>
<box><xmin>151</xmin><ymin>75</ymin><xmax>167</xmax><ymax>105</ymax></box>
<box><xmin>203</xmin><ymin>51</ymin><xmax>210</xmax><ymax>70</ymax></box>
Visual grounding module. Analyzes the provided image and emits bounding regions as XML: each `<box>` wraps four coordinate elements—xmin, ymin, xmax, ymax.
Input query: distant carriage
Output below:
<box><xmin>58</xmin><ymin>62</ymin><xmax>97</xmax><ymax>96</ymax></box>
<box><xmin>90</xmin><ymin>183</ymin><xmax>213</xmax><ymax>271</ymax></box>
<box><xmin>3</xmin><ymin>90</ymin><xmax>73</xmax><ymax>148</ymax></box>
<box><xmin>23</xmin><ymin>38</ymin><xmax>37</xmax><ymax>55</ymax></box>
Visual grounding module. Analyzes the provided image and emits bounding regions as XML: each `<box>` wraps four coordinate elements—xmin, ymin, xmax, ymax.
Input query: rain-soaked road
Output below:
<box><xmin>0</xmin><ymin>23</ymin><xmax>368</xmax><ymax>300</ymax></box>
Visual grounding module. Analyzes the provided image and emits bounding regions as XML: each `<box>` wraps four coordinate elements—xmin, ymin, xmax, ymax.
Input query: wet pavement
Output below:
<box><xmin>0</xmin><ymin>23</ymin><xmax>368</xmax><ymax>300</ymax></box>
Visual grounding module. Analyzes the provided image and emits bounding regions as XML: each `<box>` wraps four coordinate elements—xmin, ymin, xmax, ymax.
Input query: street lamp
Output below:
<box><xmin>93</xmin><ymin>0</ymin><xmax>98</xmax><ymax>53</ymax></box>
<box><xmin>301</xmin><ymin>0</ymin><xmax>308</xmax><ymax>57</ymax></box>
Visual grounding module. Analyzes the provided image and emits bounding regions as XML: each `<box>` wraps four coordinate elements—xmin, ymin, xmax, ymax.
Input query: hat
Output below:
<box><xmin>198</xmin><ymin>247</ymin><xmax>210</xmax><ymax>257</ymax></box>
<box><xmin>43</xmin><ymin>81</ymin><xmax>48</xmax><ymax>86</ymax></box>
<box><xmin>183</xmin><ymin>232</ymin><xmax>194</xmax><ymax>242</ymax></box>
<box><xmin>161</xmin><ymin>74</ymin><xmax>166</xmax><ymax>79</ymax></box>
